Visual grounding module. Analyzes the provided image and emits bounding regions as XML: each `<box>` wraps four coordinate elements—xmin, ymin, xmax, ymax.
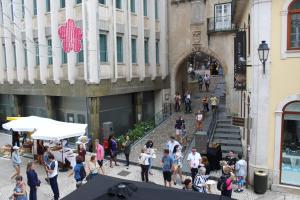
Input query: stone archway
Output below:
<box><xmin>171</xmin><ymin>46</ymin><xmax>228</xmax><ymax>96</ymax></box>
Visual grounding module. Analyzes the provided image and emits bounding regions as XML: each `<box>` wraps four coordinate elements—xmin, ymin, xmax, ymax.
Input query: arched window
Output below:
<box><xmin>287</xmin><ymin>0</ymin><xmax>300</xmax><ymax>49</ymax></box>
<box><xmin>280</xmin><ymin>101</ymin><xmax>300</xmax><ymax>186</ymax></box>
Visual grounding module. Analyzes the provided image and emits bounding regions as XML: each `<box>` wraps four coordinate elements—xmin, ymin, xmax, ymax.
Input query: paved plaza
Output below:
<box><xmin>0</xmin><ymin>132</ymin><xmax>300</xmax><ymax>200</ymax></box>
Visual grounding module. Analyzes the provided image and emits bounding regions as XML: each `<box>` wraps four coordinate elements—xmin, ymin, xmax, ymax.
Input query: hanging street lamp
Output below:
<box><xmin>257</xmin><ymin>41</ymin><xmax>270</xmax><ymax>74</ymax></box>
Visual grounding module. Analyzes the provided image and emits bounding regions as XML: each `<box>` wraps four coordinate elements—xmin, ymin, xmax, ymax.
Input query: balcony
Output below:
<box><xmin>207</xmin><ymin>16</ymin><xmax>237</xmax><ymax>34</ymax></box>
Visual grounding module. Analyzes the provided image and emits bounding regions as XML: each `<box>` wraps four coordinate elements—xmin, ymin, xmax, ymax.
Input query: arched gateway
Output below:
<box><xmin>171</xmin><ymin>46</ymin><xmax>228</xmax><ymax>96</ymax></box>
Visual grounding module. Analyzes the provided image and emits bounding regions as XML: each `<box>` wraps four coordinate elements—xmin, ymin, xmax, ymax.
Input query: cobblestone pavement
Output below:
<box><xmin>118</xmin><ymin>76</ymin><xmax>222</xmax><ymax>169</ymax></box>
<box><xmin>0</xmin><ymin>153</ymin><xmax>299</xmax><ymax>200</ymax></box>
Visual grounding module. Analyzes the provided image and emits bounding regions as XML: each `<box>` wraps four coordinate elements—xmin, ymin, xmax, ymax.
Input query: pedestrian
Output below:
<box><xmin>166</xmin><ymin>136</ymin><xmax>181</xmax><ymax>156</ymax></box>
<box><xmin>87</xmin><ymin>155</ymin><xmax>100</xmax><ymax>181</ymax></box>
<box><xmin>182</xmin><ymin>178</ymin><xmax>193</xmax><ymax>191</ymax></box>
<box><xmin>220</xmin><ymin>166</ymin><xmax>235</xmax><ymax>198</ymax></box>
<box><xmin>202</xmin><ymin>96</ymin><xmax>209</xmax><ymax>113</ymax></box>
<box><xmin>174</xmin><ymin>92</ymin><xmax>181</xmax><ymax>112</ymax></box>
<box><xmin>36</xmin><ymin>140</ymin><xmax>45</xmax><ymax>165</ymax></box>
<box><xmin>204</xmin><ymin>74</ymin><xmax>210</xmax><ymax>92</ymax></box>
<box><xmin>194</xmin><ymin>167</ymin><xmax>209</xmax><ymax>193</ymax></box>
<box><xmin>162</xmin><ymin>149</ymin><xmax>174</xmax><ymax>187</ymax></box>
<box><xmin>145</xmin><ymin>140</ymin><xmax>155</xmax><ymax>175</ymax></box>
<box><xmin>68</xmin><ymin>155</ymin><xmax>86</xmax><ymax>188</ymax></box>
<box><xmin>108</xmin><ymin>134</ymin><xmax>119</xmax><ymax>168</ymax></box>
<box><xmin>11</xmin><ymin>146</ymin><xmax>22</xmax><ymax>180</ymax></box>
<box><xmin>77</xmin><ymin>143</ymin><xmax>86</xmax><ymax>162</ymax></box>
<box><xmin>45</xmin><ymin>154</ymin><xmax>59</xmax><ymax>200</ymax></box>
<box><xmin>122</xmin><ymin>134</ymin><xmax>132</xmax><ymax>167</ymax></box>
<box><xmin>187</xmin><ymin>147</ymin><xmax>202</xmax><ymax>183</ymax></box>
<box><xmin>201</xmin><ymin>156</ymin><xmax>211</xmax><ymax>175</ymax></box>
<box><xmin>139</xmin><ymin>148</ymin><xmax>151</xmax><ymax>182</ymax></box>
<box><xmin>184</xmin><ymin>92</ymin><xmax>192</xmax><ymax>113</ymax></box>
<box><xmin>11</xmin><ymin>175</ymin><xmax>27</xmax><ymax>200</ymax></box>
<box><xmin>12</xmin><ymin>131</ymin><xmax>20</xmax><ymax>147</ymax></box>
<box><xmin>198</xmin><ymin>75</ymin><xmax>203</xmax><ymax>92</ymax></box>
<box><xmin>172</xmin><ymin>145</ymin><xmax>183</xmax><ymax>185</ymax></box>
<box><xmin>235</xmin><ymin>154</ymin><xmax>247</xmax><ymax>193</ymax></box>
<box><xmin>225</xmin><ymin>150</ymin><xmax>237</xmax><ymax>170</ymax></box>
<box><xmin>175</xmin><ymin>116</ymin><xmax>185</xmax><ymax>142</ymax></box>
<box><xmin>195</xmin><ymin>110</ymin><xmax>203</xmax><ymax>131</ymax></box>
<box><xmin>210</xmin><ymin>95</ymin><xmax>218</xmax><ymax>112</ymax></box>
<box><xmin>26</xmin><ymin>161</ymin><xmax>40</xmax><ymax>200</ymax></box>
<box><xmin>43</xmin><ymin>146</ymin><xmax>50</xmax><ymax>183</ymax></box>
<box><xmin>95</xmin><ymin>139</ymin><xmax>105</xmax><ymax>175</ymax></box>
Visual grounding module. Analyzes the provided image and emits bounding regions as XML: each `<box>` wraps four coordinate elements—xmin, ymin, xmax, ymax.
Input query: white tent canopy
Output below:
<box><xmin>2</xmin><ymin>116</ymin><xmax>87</xmax><ymax>140</ymax></box>
<box><xmin>31</xmin><ymin>123</ymin><xmax>87</xmax><ymax>141</ymax></box>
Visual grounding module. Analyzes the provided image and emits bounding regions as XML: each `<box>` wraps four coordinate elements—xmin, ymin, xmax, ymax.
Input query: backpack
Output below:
<box><xmin>217</xmin><ymin>175</ymin><xmax>228</xmax><ymax>191</ymax></box>
<box><xmin>80</xmin><ymin>165</ymin><xmax>86</xmax><ymax>180</ymax></box>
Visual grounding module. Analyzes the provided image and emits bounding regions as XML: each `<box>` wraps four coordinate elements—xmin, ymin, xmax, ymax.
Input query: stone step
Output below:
<box><xmin>221</xmin><ymin>145</ymin><xmax>243</xmax><ymax>154</ymax></box>
<box><xmin>216</xmin><ymin>123</ymin><xmax>240</xmax><ymax>129</ymax></box>
<box><xmin>214</xmin><ymin>133</ymin><xmax>241</xmax><ymax>139</ymax></box>
<box><xmin>215</xmin><ymin>128</ymin><xmax>240</xmax><ymax>133</ymax></box>
<box><xmin>217</xmin><ymin>119</ymin><xmax>232</xmax><ymax>124</ymax></box>
<box><xmin>213</xmin><ymin>139</ymin><xmax>242</xmax><ymax>146</ymax></box>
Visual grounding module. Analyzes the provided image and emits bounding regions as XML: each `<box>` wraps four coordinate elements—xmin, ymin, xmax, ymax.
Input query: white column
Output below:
<box><xmin>82</xmin><ymin>0</ymin><xmax>88</xmax><ymax>82</ymax></box>
<box><xmin>137</xmin><ymin>0</ymin><xmax>145</xmax><ymax>81</ymax></box>
<box><xmin>66</xmin><ymin>0</ymin><xmax>76</xmax><ymax>84</ymax></box>
<box><xmin>24</xmin><ymin>0</ymin><xmax>35</xmax><ymax>84</ymax></box>
<box><xmin>125</xmin><ymin>0</ymin><xmax>132</xmax><ymax>81</ymax></box>
<box><xmin>159</xmin><ymin>0</ymin><xmax>168</xmax><ymax>79</ymax></box>
<box><xmin>0</xmin><ymin>2</ymin><xmax>5</xmax><ymax>83</ymax></box>
<box><xmin>36</xmin><ymin>0</ymin><xmax>48</xmax><ymax>84</ymax></box>
<box><xmin>2</xmin><ymin>0</ymin><xmax>15</xmax><ymax>83</ymax></box>
<box><xmin>50</xmin><ymin>0</ymin><xmax>61</xmax><ymax>84</ymax></box>
<box><xmin>148</xmin><ymin>0</ymin><xmax>156</xmax><ymax>80</ymax></box>
<box><xmin>250</xmin><ymin>0</ymin><xmax>272</xmax><ymax>169</ymax></box>
<box><xmin>86</xmin><ymin>0</ymin><xmax>100</xmax><ymax>83</ymax></box>
<box><xmin>13</xmin><ymin>0</ymin><xmax>25</xmax><ymax>84</ymax></box>
<box><xmin>107</xmin><ymin>0</ymin><xmax>118</xmax><ymax>81</ymax></box>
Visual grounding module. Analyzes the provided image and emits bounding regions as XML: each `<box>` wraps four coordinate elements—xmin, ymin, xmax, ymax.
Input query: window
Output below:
<box><xmin>22</xmin><ymin>0</ymin><xmax>25</xmax><ymax>18</ymax></box>
<box><xmin>100</xmin><ymin>34</ymin><xmax>108</xmax><ymax>62</ymax></box>
<box><xmin>76</xmin><ymin>0</ymin><xmax>82</xmax><ymax>4</ymax></box>
<box><xmin>144</xmin><ymin>39</ymin><xmax>149</xmax><ymax>64</ymax></box>
<box><xmin>144</xmin><ymin>0</ymin><xmax>147</xmax><ymax>16</ymax></box>
<box><xmin>47</xmin><ymin>39</ymin><xmax>52</xmax><ymax>65</ymax></box>
<box><xmin>130</xmin><ymin>0</ymin><xmax>135</xmax><ymax>13</ymax></box>
<box><xmin>117</xmin><ymin>36</ymin><xmax>123</xmax><ymax>63</ymax></box>
<box><xmin>288</xmin><ymin>0</ymin><xmax>300</xmax><ymax>49</ymax></box>
<box><xmin>77</xmin><ymin>41</ymin><xmax>84</xmax><ymax>63</ymax></box>
<box><xmin>155</xmin><ymin>0</ymin><xmax>158</xmax><ymax>20</ymax></box>
<box><xmin>46</xmin><ymin>0</ymin><xmax>51</xmax><ymax>13</ymax></box>
<box><xmin>34</xmin><ymin>39</ymin><xmax>39</xmax><ymax>65</ymax></box>
<box><xmin>280</xmin><ymin>101</ymin><xmax>300</xmax><ymax>186</ymax></box>
<box><xmin>131</xmin><ymin>38</ymin><xmax>137</xmax><ymax>63</ymax></box>
<box><xmin>2</xmin><ymin>45</ymin><xmax>7</xmax><ymax>69</ymax></box>
<box><xmin>60</xmin><ymin>0</ymin><xmax>65</xmax><ymax>8</ymax></box>
<box><xmin>116</xmin><ymin>0</ymin><xmax>122</xmax><ymax>9</ymax></box>
<box><xmin>156</xmin><ymin>40</ymin><xmax>159</xmax><ymax>65</ymax></box>
<box><xmin>13</xmin><ymin>43</ymin><xmax>16</xmax><ymax>68</ymax></box>
<box><xmin>24</xmin><ymin>42</ymin><xmax>27</xmax><ymax>67</ymax></box>
<box><xmin>62</xmin><ymin>48</ymin><xmax>67</xmax><ymax>64</ymax></box>
<box><xmin>214</xmin><ymin>3</ymin><xmax>231</xmax><ymax>30</ymax></box>
<box><xmin>98</xmin><ymin>0</ymin><xmax>105</xmax><ymax>5</ymax></box>
<box><xmin>33</xmin><ymin>0</ymin><xmax>37</xmax><ymax>15</ymax></box>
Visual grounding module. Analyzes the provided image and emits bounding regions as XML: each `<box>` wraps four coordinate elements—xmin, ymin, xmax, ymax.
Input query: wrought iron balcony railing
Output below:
<box><xmin>207</xmin><ymin>15</ymin><xmax>238</xmax><ymax>34</ymax></box>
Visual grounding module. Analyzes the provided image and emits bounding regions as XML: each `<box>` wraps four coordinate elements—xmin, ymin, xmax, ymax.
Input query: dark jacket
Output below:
<box><xmin>27</xmin><ymin>170</ymin><xmax>39</xmax><ymax>188</ymax></box>
<box><xmin>123</xmin><ymin>140</ymin><xmax>132</xmax><ymax>155</ymax></box>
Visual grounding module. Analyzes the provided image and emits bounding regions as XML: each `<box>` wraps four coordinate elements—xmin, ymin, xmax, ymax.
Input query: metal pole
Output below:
<box><xmin>246</xmin><ymin>95</ymin><xmax>251</xmax><ymax>188</ymax></box>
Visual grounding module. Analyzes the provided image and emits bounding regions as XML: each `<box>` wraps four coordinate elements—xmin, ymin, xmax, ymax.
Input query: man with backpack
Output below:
<box><xmin>198</xmin><ymin>75</ymin><xmax>203</xmax><ymax>92</ymax></box>
<box><xmin>204</xmin><ymin>74</ymin><xmax>210</xmax><ymax>92</ymax></box>
<box><xmin>217</xmin><ymin>165</ymin><xmax>235</xmax><ymax>198</ymax></box>
<box><xmin>68</xmin><ymin>155</ymin><xmax>86</xmax><ymax>188</ymax></box>
<box><xmin>184</xmin><ymin>92</ymin><xmax>192</xmax><ymax>113</ymax></box>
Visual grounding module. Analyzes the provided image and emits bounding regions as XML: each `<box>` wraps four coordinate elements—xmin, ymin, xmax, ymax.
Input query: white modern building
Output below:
<box><xmin>0</xmin><ymin>0</ymin><xmax>169</xmax><ymax>141</ymax></box>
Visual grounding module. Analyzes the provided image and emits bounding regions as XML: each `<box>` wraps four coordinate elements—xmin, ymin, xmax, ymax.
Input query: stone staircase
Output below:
<box><xmin>212</xmin><ymin>119</ymin><xmax>243</xmax><ymax>158</ymax></box>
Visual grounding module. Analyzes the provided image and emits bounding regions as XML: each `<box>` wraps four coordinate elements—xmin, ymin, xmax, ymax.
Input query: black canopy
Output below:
<box><xmin>63</xmin><ymin>175</ymin><xmax>233</xmax><ymax>200</ymax></box>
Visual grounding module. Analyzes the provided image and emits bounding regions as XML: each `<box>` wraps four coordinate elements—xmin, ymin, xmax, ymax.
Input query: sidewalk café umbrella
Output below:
<box><xmin>2</xmin><ymin>116</ymin><xmax>59</xmax><ymax>132</ymax></box>
<box><xmin>63</xmin><ymin>175</ymin><xmax>233</xmax><ymax>200</ymax></box>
